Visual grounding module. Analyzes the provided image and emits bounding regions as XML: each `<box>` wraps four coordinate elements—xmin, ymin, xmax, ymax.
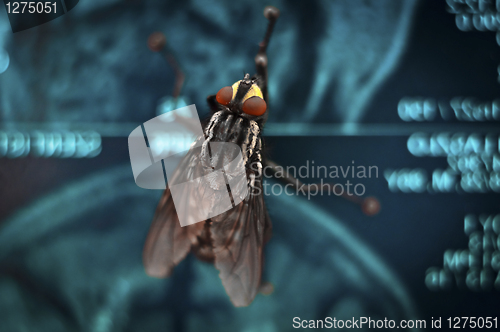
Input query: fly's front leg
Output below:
<box><xmin>254</xmin><ymin>55</ymin><xmax>268</xmax><ymax>103</ymax></box>
<box><xmin>147</xmin><ymin>32</ymin><xmax>185</xmax><ymax>99</ymax></box>
<box><xmin>254</xmin><ymin>6</ymin><xmax>280</xmax><ymax>103</ymax></box>
<box><xmin>263</xmin><ymin>160</ymin><xmax>381</xmax><ymax>216</ymax></box>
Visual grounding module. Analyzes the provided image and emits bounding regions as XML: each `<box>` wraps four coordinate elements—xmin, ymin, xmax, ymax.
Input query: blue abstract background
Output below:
<box><xmin>0</xmin><ymin>0</ymin><xmax>499</xmax><ymax>331</ymax></box>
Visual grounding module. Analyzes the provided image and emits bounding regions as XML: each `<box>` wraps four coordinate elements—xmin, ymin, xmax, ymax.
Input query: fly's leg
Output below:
<box><xmin>263</xmin><ymin>160</ymin><xmax>381</xmax><ymax>216</ymax></box>
<box><xmin>148</xmin><ymin>32</ymin><xmax>185</xmax><ymax>99</ymax></box>
<box><xmin>255</xmin><ymin>6</ymin><xmax>280</xmax><ymax>103</ymax></box>
<box><xmin>148</xmin><ymin>32</ymin><xmax>204</xmax><ymax>134</ymax></box>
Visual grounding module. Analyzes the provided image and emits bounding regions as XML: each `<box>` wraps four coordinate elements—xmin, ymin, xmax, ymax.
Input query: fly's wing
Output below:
<box><xmin>210</xmin><ymin>176</ymin><xmax>271</xmax><ymax>307</ymax></box>
<box><xmin>142</xmin><ymin>144</ymin><xmax>205</xmax><ymax>278</ymax></box>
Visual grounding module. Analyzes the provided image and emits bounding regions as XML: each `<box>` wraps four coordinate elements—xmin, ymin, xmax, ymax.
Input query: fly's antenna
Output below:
<box><xmin>258</xmin><ymin>6</ymin><xmax>280</xmax><ymax>55</ymax></box>
<box><xmin>147</xmin><ymin>32</ymin><xmax>185</xmax><ymax>99</ymax></box>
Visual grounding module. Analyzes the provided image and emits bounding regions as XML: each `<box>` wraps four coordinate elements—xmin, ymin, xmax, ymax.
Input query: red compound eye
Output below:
<box><xmin>242</xmin><ymin>96</ymin><xmax>267</xmax><ymax>116</ymax></box>
<box><xmin>216</xmin><ymin>86</ymin><xmax>233</xmax><ymax>105</ymax></box>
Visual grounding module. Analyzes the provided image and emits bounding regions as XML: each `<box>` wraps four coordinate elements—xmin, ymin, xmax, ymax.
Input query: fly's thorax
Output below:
<box><xmin>201</xmin><ymin>111</ymin><xmax>262</xmax><ymax>171</ymax></box>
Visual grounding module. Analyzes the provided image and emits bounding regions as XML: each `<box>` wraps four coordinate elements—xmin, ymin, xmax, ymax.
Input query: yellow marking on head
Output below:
<box><xmin>231</xmin><ymin>80</ymin><xmax>241</xmax><ymax>101</ymax></box>
<box><xmin>244</xmin><ymin>84</ymin><xmax>264</xmax><ymax>101</ymax></box>
<box><xmin>231</xmin><ymin>80</ymin><xmax>264</xmax><ymax>103</ymax></box>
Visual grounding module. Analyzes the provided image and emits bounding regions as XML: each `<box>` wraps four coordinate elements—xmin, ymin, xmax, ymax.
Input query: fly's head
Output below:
<box><xmin>214</xmin><ymin>73</ymin><xmax>268</xmax><ymax>126</ymax></box>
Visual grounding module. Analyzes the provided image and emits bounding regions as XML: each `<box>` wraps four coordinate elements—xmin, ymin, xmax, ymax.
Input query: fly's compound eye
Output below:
<box><xmin>216</xmin><ymin>86</ymin><xmax>233</xmax><ymax>106</ymax></box>
<box><xmin>242</xmin><ymin>96</ymin><xmax>267</xmax><ymax>116</ymax></box>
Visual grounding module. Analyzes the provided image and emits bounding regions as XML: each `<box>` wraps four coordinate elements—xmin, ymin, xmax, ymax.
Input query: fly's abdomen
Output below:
<box><xmin>192</xmin><ymin>220</ymin><xmax>215</xmax><ymax>263</ymax></box>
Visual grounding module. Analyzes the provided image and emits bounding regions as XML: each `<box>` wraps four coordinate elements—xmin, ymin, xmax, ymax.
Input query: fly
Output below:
<box><xmin>143</xmin><ymin>6</ymin><xmax>280</xmax><ymax>307</ymax></box>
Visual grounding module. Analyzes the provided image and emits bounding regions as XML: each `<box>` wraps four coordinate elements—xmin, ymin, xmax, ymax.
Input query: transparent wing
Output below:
<box><xmin>142</xmin><ymin>146</ymin><xmax>206</xmax><ymax>278</ymax></box>
<box><xmin>210</xmin><ymin>176</ymin><xmax>271</xmax><ymax>307</ymax></box>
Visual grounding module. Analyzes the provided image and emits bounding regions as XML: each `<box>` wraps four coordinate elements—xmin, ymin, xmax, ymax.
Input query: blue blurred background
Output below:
<box><xmin>0</xmin><ymin>0</ymin><xmax>499</xmax><ymax>331</ymax></box>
